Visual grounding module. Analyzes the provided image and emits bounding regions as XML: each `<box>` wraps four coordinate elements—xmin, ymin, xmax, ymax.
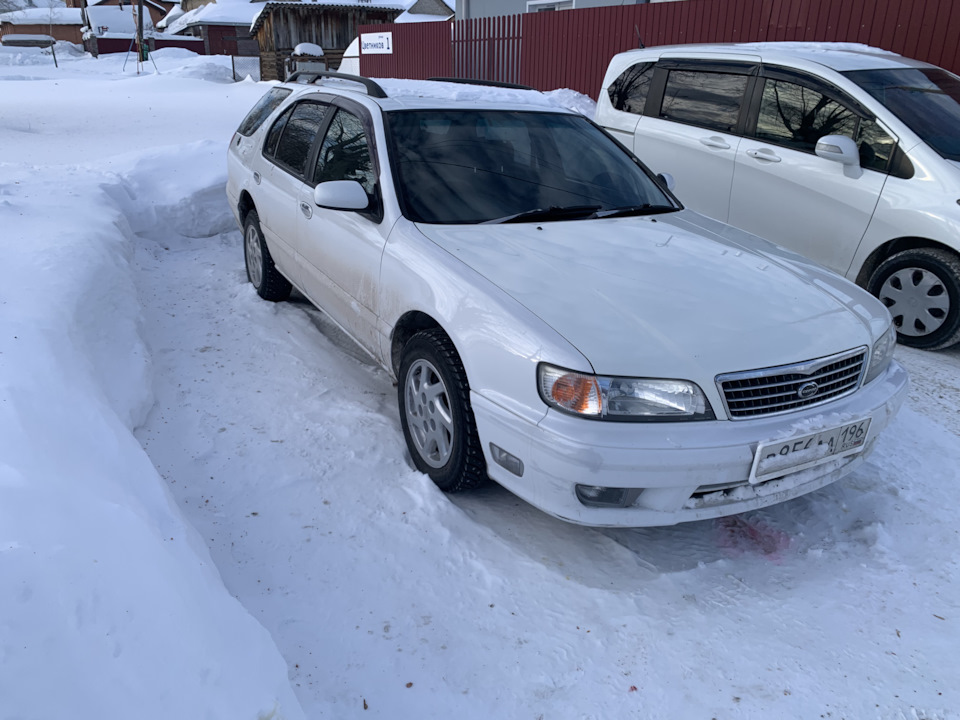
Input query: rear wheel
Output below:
<box><xmin>243</xmin><ymin>210</ymin><xmax>291</xmax><ymax>302</ymax></box>
<box><xmin>398</xmin><ymin>329</ymin><xmax>487</xmax><ymax>492</ymax></box>
<box><xmin>868</xmin><ymin>248</ymin><xmax>960</xmax><ymax>350</ymax></box>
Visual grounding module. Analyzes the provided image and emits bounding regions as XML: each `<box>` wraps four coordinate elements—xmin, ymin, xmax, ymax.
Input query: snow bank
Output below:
<box><xmin>0</xmin><ymin>72</ymin><xmax>304</xmax><ymax>720</ymax></box>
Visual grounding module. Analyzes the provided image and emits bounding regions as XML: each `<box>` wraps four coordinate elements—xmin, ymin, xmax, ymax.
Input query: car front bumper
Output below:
<box><xmin>471</xmin><ymin>360</ymin><xmax>908</xmax><ymax>527</ymax></box>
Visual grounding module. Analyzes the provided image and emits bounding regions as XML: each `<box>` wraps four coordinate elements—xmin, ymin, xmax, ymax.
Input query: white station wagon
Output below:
<box><xmin>596</xmin><ymin>42</ymin><xmax>960</xmax><ymax>350</ymax></box>
<box><xmin>226</xmin><ymin>72</ymin><xmax>907</xmax><ymax>527</ymax></box>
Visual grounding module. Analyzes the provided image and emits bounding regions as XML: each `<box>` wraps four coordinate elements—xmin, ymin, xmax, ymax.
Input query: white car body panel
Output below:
<box><xmin>227</xmin><ymin>76</ymin><xmax>909</xmax><ymax>527</ymax></box>
<box><xmin>632</xmin><ymin>118</ymin><xmax>741</xmax><ymax>222</ymax></box>
<box><xmin>416</xmin><ymin>213</ymin><xmax>876</xmax><ymax>385</ymax></box>
<box><xmin>729</xmin><ymin>137</ymin><xmax>888</xmax><ymax>274</ymax></box>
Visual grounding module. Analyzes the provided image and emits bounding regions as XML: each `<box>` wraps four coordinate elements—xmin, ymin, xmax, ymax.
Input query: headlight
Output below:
<box><xmin>863</xmin><ymin>324</ymin><xmax>896</xmax><ymax>384</ymax></box>
<box><xmin>537</xmin><ymin>363</ymin><xmax>715</xmax><ymax>421</ymax></box>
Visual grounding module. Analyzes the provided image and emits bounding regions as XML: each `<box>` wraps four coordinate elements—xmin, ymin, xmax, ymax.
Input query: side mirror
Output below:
<box><xmin>313</xmin><ymin>180</ymin><xmax>369</xmax><ymax>211</ymax></box>
<box><xmin>815</xmin><ymin>135</ymin><xmax>860</xmax><ymax>167</ymax></box>
<box><xmin>657</xmin><ymin>172</ymin><xmax>676</xmax><ymax>192</ymax></box>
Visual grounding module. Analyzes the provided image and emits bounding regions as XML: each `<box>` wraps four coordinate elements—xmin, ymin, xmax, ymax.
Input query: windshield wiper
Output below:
<box><xmin>486</xmin><ymin>204</ymin><xmax>602</xmax><ymax>224</ymax></box>
<box><xmin>596</xmin><ymin>204</ymin><xmax>680</xmax><ymax>218</ymax></box>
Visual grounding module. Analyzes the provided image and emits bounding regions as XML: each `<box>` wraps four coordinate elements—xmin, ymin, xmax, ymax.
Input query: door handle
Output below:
<box><xmin>746</xmin><ymin>148</ymin><xmax>782</xmax><ymax>163</ymax></box>
<box><xmin>699</xmin><ymin>136</ymin><xmax>730</xmax><ymax>149</ymax></box>
<box><xmin>253</xmin><ymin>171</ymin><xmax>261</xmax><ymax>185</ymax></box>
<box><xmin>300</xmin><ymin>201</ymin><xmax>313</xmax><ymax>219</ymax></box>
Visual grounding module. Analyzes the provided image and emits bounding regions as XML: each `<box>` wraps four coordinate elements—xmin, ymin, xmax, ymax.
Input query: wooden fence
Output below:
<box><xmin>359</xmin><ymin>0</ymin><xmax>960</xmax><ymax>99</ymax></box>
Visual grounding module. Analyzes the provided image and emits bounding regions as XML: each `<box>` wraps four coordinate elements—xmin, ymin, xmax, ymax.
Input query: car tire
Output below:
<box><xmin>398</xmin><ymin>329</ymin><xmax>487</xmax><ymax>492</ymax></box>
<box><xmin>243</xmin><ymin>210</ymin><xmax>291</xmax><ymax>302</ymax></box>
<box><xmin>868</xmin><ymin>247</ymin><xmax>960</xmax><ymax>350</ymax></box>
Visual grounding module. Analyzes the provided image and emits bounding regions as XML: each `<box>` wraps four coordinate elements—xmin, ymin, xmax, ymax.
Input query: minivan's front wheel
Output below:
<box><xmin>868</xmin><ymin>248</ymin><xmax>960</xmax><ymax>349</ymax></box>
<box><xmin>398</xmin><ymin>329</ymin><xmax>486</xmax><ymax>492</ymax></box>
<box><xmin>243</xmin><ymin>210</ymin><xmax>291</xmax><ymax>302</ymax></box>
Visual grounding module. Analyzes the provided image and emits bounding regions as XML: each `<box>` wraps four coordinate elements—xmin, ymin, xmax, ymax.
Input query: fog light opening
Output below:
<box><xmin>575</xmin><ymin>484</ymin><xmax>628</xmax><ymax>508</ymax></box>
<box><xmin>489</xmin><ymin>443</ymin><xmax>524</xmax><ymax>477</ymax></box>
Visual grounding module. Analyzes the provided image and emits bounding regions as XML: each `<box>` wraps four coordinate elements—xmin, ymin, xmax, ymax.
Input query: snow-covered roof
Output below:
<box><xmin>395</xmin><ymin>10</ymin><xmax>452</xmax><ymax>23</ymax></box>
<box><xmin>156</xmin><ymin>3</ymin><xmax>184</xmax><ymax>29</ymax></box>
<box><xmin>87</xmin><ymin>0</ymin><xmax>167</xmax><ymax>8</ymax></box>
<box><xmin>250</xmin><ymin>1</ymin><xmax>405</xmax><ymax>34</ymax></box>
<box><xmin>87</xmin><ymin>5</ymin><xmax>155</xmax><ymax>35</ymax></box>
<box><xmin>0</xmin><ymin>7</ymin><xmax>83</xmax><ymax>25</ymax></box>
<box><xmin>166</xmin><ymin>0</ymin><xmax>261</xmax><ymax>35</ymax></box>
<box><xmin>396</xmin><ymin>0</ymin><xmax>453</xmax><ymax>21</ymax></box>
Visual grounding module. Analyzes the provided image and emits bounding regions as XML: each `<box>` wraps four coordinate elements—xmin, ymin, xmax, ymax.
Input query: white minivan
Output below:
<box><xmin>596</xmin><ymin>42</ymin><xmax>960</xmax><ymax>349</ymax></box>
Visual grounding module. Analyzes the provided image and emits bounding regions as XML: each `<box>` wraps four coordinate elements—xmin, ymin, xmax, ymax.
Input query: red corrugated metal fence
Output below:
<box><xmin>360</xmin><ymin>0</ymin><xmax>960</xmax><ymax>98</ymax></box>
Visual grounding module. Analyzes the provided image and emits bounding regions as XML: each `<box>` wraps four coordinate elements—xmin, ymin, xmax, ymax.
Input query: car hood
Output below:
<box><xmin>416</xmin><ymin>212</ymin><xmax>875</xmax><ymax>380</ymax></box>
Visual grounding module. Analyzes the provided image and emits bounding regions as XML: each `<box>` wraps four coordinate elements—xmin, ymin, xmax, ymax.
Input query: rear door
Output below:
<box><xmin>728</xmin><ymin>68</ymin><xmax>895</xmax><ymax>274</ymax></box>
<box><xmin>258</xmin><ymin>100</ymin><xmax>332</xmax><ymax>284</ymax></box>
<box><xmin>632</xmin><ymin>58</ymin><xmax>759</xmax><ymax>221</ymax></box>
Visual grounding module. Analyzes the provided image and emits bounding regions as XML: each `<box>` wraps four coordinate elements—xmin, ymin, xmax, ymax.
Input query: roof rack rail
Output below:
<box><xmin>286</xmin><ymin>70</ymin><xmax>388</xmax><ymax>99</ymax></box>
<box><xmin>427</xmin><ymin>77</ymin><xmax>537</xmax><ymax>92</ymax></box>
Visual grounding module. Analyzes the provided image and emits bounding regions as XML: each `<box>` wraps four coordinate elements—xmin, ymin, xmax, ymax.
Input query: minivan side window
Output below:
<box><xmin>608</xmin><ymin>62</ymin><xmax>655</xmax><ymax>115</ymax></box>
<box><xmin>658</xmin><ymin>70</ymin><xmax>749</xmax><ymax>133</ymax></box>
<box><xmin>754</xmin><ymin>78</ymin><xmax>895</xmax><ymax>172</ymax></box>
<box><xmin>855</xmin><ymin>117</ymin><xmax>896</xmax><ymax>173</ymax></box>
<box><xmin>754</xmin><ymin>79</ymin><xmax>858</xmax><ymax>152</ymax></box>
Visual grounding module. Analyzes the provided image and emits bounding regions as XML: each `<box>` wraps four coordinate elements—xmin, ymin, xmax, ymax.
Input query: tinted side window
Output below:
<box><xmin>608</xmin><ymin>62</ymin><xmax>654</xmax><ymax>115</ymax></box>
<box><xmin>754</xmin><ymin>79</ymin><xmax>858</xmax><ymax>152</ymax></box>
<box><xmin>237</xmin><ymin>87</ymin><xmax>292</xmax><ymax>136</ymax></box>
<box><xmin>274</xmin><ymin>102</ymin><xmax>330</xmax><ymax>177</ymax></box>
<box><xmin>313</xmin><ymin>110</ymin><xmax>375</xmax><ymax>194</ymax></box>
<box><xmin>855</xmin><ymin>117</ymin><xmax>896</xmax><ymax>173</ymax></box>
<box><xmin>659</xmin><ymin>70</ymin><xmax>748</xmax><ymax>133</ymax></box>
<box><xmin>264</xmin><ymin>106</ymin><xmax>293</xmax><ymax>158</ymax></box>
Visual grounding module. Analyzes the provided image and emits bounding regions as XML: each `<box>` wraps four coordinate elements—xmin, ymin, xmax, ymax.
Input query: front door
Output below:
<box><xmin>728</xmin><ymin>76</ymin><xmax>894</xmax><ymax>274</ymax></box>
<box><xmin>297</xmin><ymin>107</ymin><xmax>387</xmax><ymax>358</ymax></box>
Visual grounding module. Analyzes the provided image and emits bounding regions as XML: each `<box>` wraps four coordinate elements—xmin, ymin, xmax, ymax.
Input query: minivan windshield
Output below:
<box><xmin>843</xmin><ymin>67</ymin><xmax>960</xmax><ymax>161</ymax></box>
<box><xmin>386</xmin><ymin>109</ymin><xmax>676</xmax><ymax>224</ymax></box>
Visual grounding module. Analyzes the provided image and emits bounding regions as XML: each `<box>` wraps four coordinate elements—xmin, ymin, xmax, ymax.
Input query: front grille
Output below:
<box><xmin>717</xmin><ymin>347</ymin><xmax>867</xmax><ymax>420</ymax></box>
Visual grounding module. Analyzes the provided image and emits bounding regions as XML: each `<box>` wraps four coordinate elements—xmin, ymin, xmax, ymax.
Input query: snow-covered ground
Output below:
<box><xmin>2</xmin><ymin>45</ymin><xmax>959</xmax><ymax>720</ymax></box>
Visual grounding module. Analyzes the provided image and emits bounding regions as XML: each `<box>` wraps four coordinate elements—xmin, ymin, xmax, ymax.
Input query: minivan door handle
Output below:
<box><xmin>699</xmin><ymin>136</ymin><xmax>731</xmax><ymax>149</ymax></box>
<box><xmin>746</xmin><ymin>148</ymin><xmax>782</xmax><ymax>163</ymax></box>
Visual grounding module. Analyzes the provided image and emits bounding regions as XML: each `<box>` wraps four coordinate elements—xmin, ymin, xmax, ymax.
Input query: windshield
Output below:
<box><xmin>843</xmin><ymin>67</ymin><xmax>960</xmax><ymax>161</ymax></box>
<box><xmin>385</xmin><ymin>109</ymin><xmax>675</xmax><ymax>224</ymax></box>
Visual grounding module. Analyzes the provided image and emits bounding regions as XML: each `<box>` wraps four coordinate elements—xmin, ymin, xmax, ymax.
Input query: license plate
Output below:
<box><xmin>749</xmin><ymin>418</ymin><xmax>872</xmax><ymax>484</ymax></box>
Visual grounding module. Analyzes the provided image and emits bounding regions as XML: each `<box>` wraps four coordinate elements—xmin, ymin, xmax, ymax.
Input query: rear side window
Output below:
<box><xmin>608</xmin><ymin>62</ymin><xmax>654</xmax><ymax>115</ymax></box>
<box><xmin>273</xmin><ymin>101</ymin><xmax>331</xmax><ymax>178</ymax></box>
<box><xmin>236</xmin><ymin>87</ymin><xmax>292</xmax><ymax>137</ymax></box>
<box><xmin>754</xmin><ymin>79</ymin><xmax>858</xmax><ymax>152</ymax></box>
<box><xmin>659</xmin><ymin>70</ymin><xmax>748</xmax><ymax>133</ymax></box>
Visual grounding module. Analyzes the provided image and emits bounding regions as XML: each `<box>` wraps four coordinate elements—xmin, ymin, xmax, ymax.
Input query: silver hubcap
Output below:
<box><xmin>879</xmin><ymin>267</ymin><xmax>950</xmax><ymax>337</ymax></box>
<box><xmin>404</xmin><ymin>358</ymin><xmax>454</xmax><ymax>469</ymax></box>
<box><xmin>245</xmin><ymin>224</ymin><xmax>263</xmax><ymax>288</ymax></box>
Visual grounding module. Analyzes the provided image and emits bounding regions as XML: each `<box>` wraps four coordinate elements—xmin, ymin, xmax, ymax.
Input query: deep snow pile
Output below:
<box><xmin>0</xmin><ymin>49</ymin><xmax>304</xmax><ymax>720</ymax></box>
<box><xmin>2</xmin><ymin>45</ymin><xmax>960</xmax><ymax>720</ymax></box>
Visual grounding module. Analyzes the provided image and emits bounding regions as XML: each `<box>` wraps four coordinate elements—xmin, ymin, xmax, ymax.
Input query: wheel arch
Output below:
<box><xmin>856</xmin><ymin>237</ymin><xmax>960</xmax><ymax>287</ymax></box>
<box><xmin>238</xmin><ymin>190</ymin><xmax>257</xmax><ymax>227</ymax></box>
<box><xmin>389</xmin><ymin>311</ymin><xmax>445</xmax><ymax>377</ymax></box>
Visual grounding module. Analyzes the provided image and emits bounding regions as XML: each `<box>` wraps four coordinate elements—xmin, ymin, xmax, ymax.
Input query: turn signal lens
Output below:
<box><xmin>864</xmin><ymin>324</ymin><xmax>896</xmax><ymax>384</ymax></box>
<box><xmin>538</xmin><ymin>365</ymin><xmax>602</xmax><ymax>415</ymax></box>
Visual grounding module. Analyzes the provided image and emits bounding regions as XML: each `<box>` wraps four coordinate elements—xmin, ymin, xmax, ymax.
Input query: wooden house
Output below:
<box><xmin>250</xmin><ymin>2</ymin><xmax>403</xmax><ymax>81</ymax></box>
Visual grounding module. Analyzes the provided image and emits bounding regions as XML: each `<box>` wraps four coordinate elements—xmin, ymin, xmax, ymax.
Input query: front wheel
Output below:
<box><xmin>243</xmin><ymin>210</ymin><xmax>291</xmax><ymax>302</ymax></box>
<box><xmin>868</xmin><ymin>248</ymin><xmax>960</xmax><ymax>350</ymax></box>
<box><xmin>398</xmin><ymin>329</ymin><xmax>487</xmax><ymax>492</ymax></box>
